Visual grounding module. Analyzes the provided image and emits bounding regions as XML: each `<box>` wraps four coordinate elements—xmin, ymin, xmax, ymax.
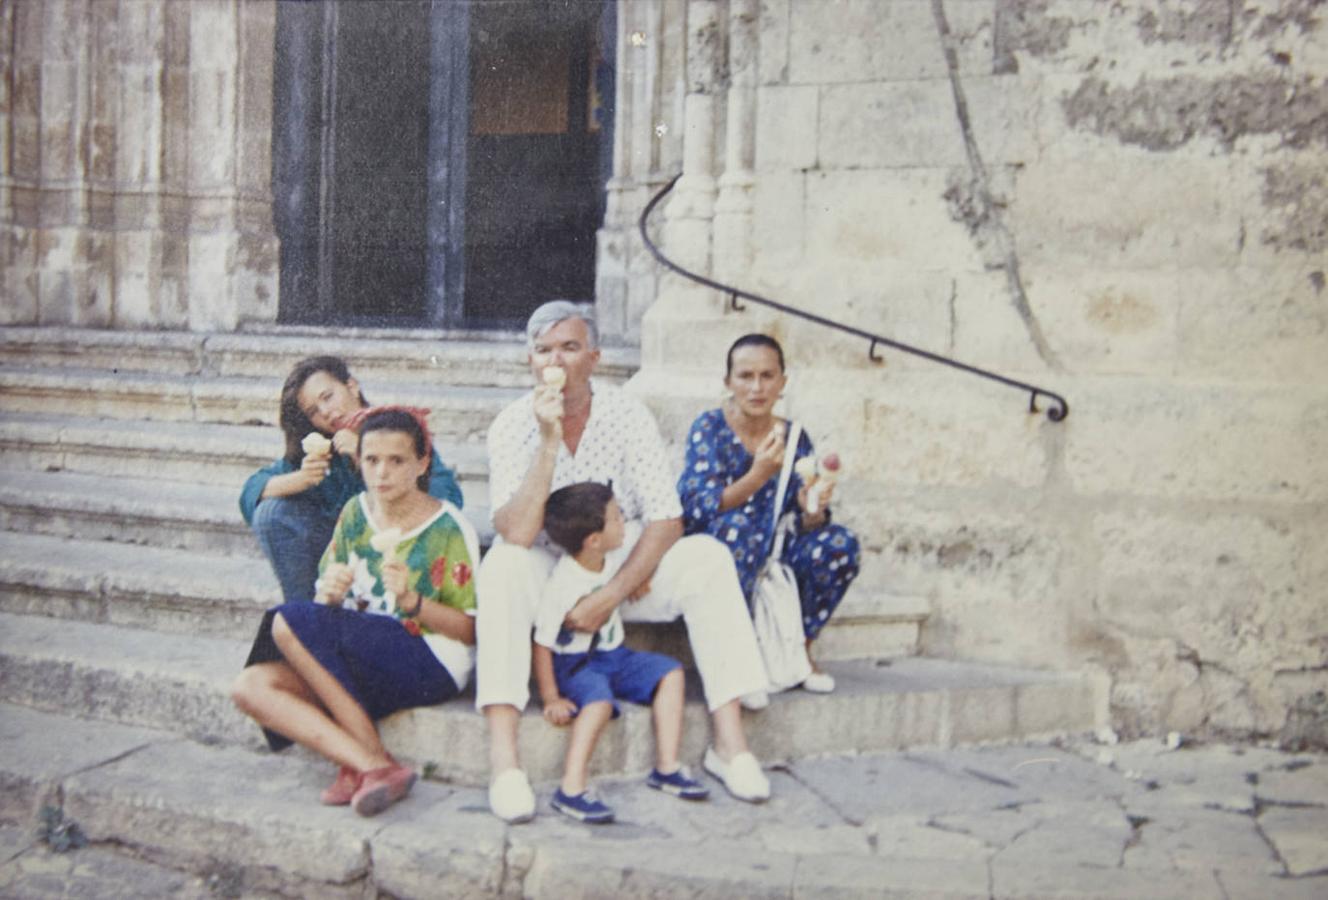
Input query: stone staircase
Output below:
<box><xmin>0</xmin><ymin>325</ymin><xmax>1101</xmax><ymax>894</ymax></box>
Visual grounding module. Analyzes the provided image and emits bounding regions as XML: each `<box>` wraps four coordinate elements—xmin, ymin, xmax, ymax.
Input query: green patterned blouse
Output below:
<box><xmin>317</xmin><ymin>495</ymin><xmax>478</xmax><ymax>630</ymax></box>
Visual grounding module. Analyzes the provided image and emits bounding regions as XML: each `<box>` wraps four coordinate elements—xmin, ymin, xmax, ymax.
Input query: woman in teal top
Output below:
<box><xmin>239</xmin><ymin>356</ymin><xmax>462</xmax><ymax>603</ymax></box>
<box><xmin>233</xmin><ymin>408</ymin><xmax>478</xmax><ymax>817</ymax></box>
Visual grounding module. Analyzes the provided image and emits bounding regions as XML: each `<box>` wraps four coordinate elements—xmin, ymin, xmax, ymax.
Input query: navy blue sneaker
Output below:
<box><xmin>551</xmin><ymin>788</ymin><xmax>615</xmax><ymax>824</ymax></box>
<box><xmin>646</xmin><ymin>766</ymin><xmax>710</xmax><ymax>800</ymax></box>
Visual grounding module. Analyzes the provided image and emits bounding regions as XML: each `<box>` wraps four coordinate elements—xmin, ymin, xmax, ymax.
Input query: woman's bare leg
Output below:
<box><xmin>231</xmin><ymin>661</ymin><xmax>384</xmax><ymax>772</ymax></box>
<box><xmin>268</xmin><ymin>613</ymin><xmax>392</xmax><ymax>767</ymax></box>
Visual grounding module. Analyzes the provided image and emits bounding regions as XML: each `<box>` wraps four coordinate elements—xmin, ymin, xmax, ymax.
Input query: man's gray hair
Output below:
<box><xmin>526</xmin><ymin>300</ymin><xmax>599</xmax><ymax>349</ymax></box>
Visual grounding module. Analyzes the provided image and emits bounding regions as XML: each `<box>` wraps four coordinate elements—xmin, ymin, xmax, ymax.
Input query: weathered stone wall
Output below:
<box><xmin>4</xmin><ymin>0</ymin><xmax>1323</xmax><ymax>743</ymax></box>
<box><xmin>637</xmin><ymin>0</ymin><xmax>1327</xmax><ymax>744</ymax></box>
<box><xmin>0</xmin><ymin>0</ymin><xmax>278</xmax><ymax>331</ymax></box>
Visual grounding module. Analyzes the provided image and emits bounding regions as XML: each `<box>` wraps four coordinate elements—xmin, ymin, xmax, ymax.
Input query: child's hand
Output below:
<box><xmin>380</xmin><ymin>558</ymin><xmax>410</xmax><ymax>598</ymax></box>
<box><xmin>317</xmin><ymin>563</ymin><xmax>354</xmax><ymax>605</ymax></box>
<box><xmin>331</xmin><ymin>428</ymin><xmax>359</xmax><ymax>459</ymax></box>
<box><xmin>542</xmin><ymin>697</ymin><xmax>577</xmax><ymax>726</ymax></box>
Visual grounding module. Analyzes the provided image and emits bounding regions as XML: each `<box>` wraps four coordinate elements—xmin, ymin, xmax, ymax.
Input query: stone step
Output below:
<box><xmin>0</xmin><ymin>411</ymin><xmax>491</xmax><ymax>492</ymax></box>
<box><xmin>0</xmin><ymin>324</ymin><xmax>639</xmax><ymax>387</ymax></box>
<box><xmin>0</xmin><ymin>531</ymin><xmax>923</xmax><ymax>666</ymax></box>
<box><xmin>0</xmin><ymin>468</ymin><xmax>494</xmax><ymax>557</ymax></box>
<box><xmin>2</xmin><ymin>705</ymin><xmax>924</xmax><ymax>900</ymax></box>
<box><xmin>0</xmin><ymin>364</ymin><xmax>525</xmax><ymax>439</ymax></box>
<box><xmin>0</xmin><ymin>469</ymin><xmax>261</xmax><ymax>558</ymax></box>
<box><xmin>0</xmin><ymin>613</ymin><xmax>1101</xmax><ymax>788</ymax></box>
<box><xmin>0</xmin><ymin>532</ymin><xmax>282</xmax><ymax>639</ymax></box>
<box><xmin>10</xmin><ymin>705</ymin><xmax>1317</xmax><ymax>900</ymax></box>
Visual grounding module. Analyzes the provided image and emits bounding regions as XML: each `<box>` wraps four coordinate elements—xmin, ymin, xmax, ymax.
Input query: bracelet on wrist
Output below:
<box><xmin>402</xmin><ymin>591</ymin><xmax>424</xmax><ymax>618</ymax></box>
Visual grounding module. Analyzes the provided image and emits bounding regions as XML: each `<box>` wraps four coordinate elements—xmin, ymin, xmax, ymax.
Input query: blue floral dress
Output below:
<box><xmin>677</xmin><ymin>408</ymin><xmax>860</xmax><ymax>639</ymax></box>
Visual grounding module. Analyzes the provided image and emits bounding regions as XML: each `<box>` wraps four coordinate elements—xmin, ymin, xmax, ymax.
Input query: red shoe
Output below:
<box><xmin>320</xmin><ymin>766</ymin><xmax>362</xmax><ymax>806</ymax></box>
<box><xmin>351</xmin><ymin>762</ymin><xmax>417</xmax><ymax>817</ymax></box>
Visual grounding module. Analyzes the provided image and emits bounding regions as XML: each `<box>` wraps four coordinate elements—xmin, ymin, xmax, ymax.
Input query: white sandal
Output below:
<box><xmin>802</xmin><ymin>670</ymin><xmax>836</xmax><ymax>693</ymax></box>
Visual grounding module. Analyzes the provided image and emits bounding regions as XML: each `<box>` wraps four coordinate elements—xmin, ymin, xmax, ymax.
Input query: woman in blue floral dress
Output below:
<box><xmin>677</xmin><ymin>334</ymin><xmax>860</xmax><ymax>694</ymax></box>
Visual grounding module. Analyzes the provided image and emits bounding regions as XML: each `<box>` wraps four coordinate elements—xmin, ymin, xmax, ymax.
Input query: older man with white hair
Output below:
<box><xmin>476</xmin><ymin>300</ymin><xmax>771</xmax><ymax>822</ymax></box>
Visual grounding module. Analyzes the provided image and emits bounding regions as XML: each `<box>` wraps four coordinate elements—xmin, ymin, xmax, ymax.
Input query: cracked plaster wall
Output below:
<box><xmin>711</xmin><ymin>0</ymin><xmax>1328</xmax><ymax>745</ymax></box>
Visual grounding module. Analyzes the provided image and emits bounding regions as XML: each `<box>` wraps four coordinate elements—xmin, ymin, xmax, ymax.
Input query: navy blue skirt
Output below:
<box><xmin>244</xmin><ymin>602</ymin><xmax>458</xmax><ymax>751</ymax></box>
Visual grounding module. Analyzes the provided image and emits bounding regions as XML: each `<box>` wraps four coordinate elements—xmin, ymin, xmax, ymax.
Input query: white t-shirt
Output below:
<box><xmin>532</xmin><ymin>529</ymin><xmax>638</xmax><ymax>654</ymax></box>
<box><xmin>486</xmin><ymin>383</ymin><xmax>682</xmax><ymax>552</ymax></box>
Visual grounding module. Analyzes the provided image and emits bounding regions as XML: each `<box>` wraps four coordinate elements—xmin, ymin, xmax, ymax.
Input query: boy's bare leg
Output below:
<box><xmin>269</xmin><ymin>614</ymin><xmax>392</xmax><ymax>768</ymax></box>
<box><xmin>231</xmin><ymin>662</ymin><xmax>383</xmax><ymax>772</ymax></box>
<box><xmin>709</xmin><ymin>698</ymin><xmax>751</xmax><ymax>761</ymax></box>
<box><xmin>651</xmin><ymin>669</ymin><xmax>685</xmax><ymax>773</ymax></box>
<box><xmin>485</xmin><ymin>704</ymin><xmax>522</xmax><ymax>775</ymax></box>
<box><xmin>561</xmin><ymin>701</ymin><xmax>613</xmax><ymax>795</ymax></box>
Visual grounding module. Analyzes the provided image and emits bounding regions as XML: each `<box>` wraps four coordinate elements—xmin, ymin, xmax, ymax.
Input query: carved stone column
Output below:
<box><xmin>0</xmin><ymin>0</ymin><xmax>277</xmax><ymax>333</ymax></box>
<box><xmin>712</xmin><ymin>0</ymin><xmax>757</xmax><ymax>283</ymax></box>
<box><xmin>112</xmin><ymin>0</ymin><xmax>167</xmax><ymax>326</ymax></box>
<box><xmin>1</xmin><ymin>0</ymin><xmax>39</xmax><ymax>323</ymax></box>
<box><xmin>184</xmin><ymin>0</ymin><xmax>278</xmax><ymax>331</ymax></box>
<box><xmin>662</xmin><ymin>0</ymin><xmax>721</xmax><ymax>276</ymax></box>
<box><xmin>631</xmin><ymin>0</ymin><xmax>734</xmax><ymax>436</ymax></box>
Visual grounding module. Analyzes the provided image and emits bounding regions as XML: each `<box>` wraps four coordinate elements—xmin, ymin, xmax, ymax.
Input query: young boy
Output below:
<box><xmin>534</xmin><ymin>481</ymin><xmax>709</xmax><ymax>823</ymax></box>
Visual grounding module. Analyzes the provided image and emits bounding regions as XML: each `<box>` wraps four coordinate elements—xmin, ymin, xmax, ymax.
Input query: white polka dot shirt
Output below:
<box><xmin>487</xmin><ymin>383</ymin><xmax>683</xmax><ymax>546</ymax></box>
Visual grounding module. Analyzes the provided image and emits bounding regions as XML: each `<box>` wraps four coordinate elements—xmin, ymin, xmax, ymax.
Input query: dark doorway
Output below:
<box><xmin>330</xmin><ymin>0</ymin><xmax>432</xmax><ymax>323</ymax></box>
<box><xmin>272</xmin><ymin>0</ymin><xmax>614</xmax><ymax>330</ymax></box>
<box><xmin>464</xmin><ymin>1</ymin><xmax>611</xmax><ymax>326</ymax></box>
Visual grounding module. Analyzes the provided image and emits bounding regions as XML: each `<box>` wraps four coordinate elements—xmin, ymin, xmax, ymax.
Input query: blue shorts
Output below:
<box><xmin>552</xmin><ymin>645</ymin><xmax>681</xmax><ymax>718</ymax></box>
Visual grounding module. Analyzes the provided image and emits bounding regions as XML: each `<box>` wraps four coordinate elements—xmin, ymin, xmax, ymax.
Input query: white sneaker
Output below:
<box><xmin>488</xmin><ymin>768</ymin><xmax>535</xmax><ymax>823</ymax></box>
<box><xmin>802</xmin><ymin>670</ymin><xmax>836</xmax><ymax>693</ymax></box>
<box><xmin>703</xmin><ymin>746</ymin><xmax>770</xmax><ymax>803</ymax></box>
<box><xmin>740</xmin><ymin>690</ymin><xmax>770</xmax><ymax>711</ymax></box>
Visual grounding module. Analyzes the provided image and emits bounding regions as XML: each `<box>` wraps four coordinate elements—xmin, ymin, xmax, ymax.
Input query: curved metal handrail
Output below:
<box><xmin>637</xmin><ymin>174</ymin><xmax>1069</xmax><ymax>422</ymax></box>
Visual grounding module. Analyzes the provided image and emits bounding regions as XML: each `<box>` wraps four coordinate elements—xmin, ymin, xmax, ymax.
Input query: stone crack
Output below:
<box><xmin>779</xmin><ymin>762</ymin><xmax>864</xmax><ymax>828</ymax></box>
<box><xmin>930</xmin><ymin>0</ymin><xmax>1063</xmax><ymax>372</ymax></box>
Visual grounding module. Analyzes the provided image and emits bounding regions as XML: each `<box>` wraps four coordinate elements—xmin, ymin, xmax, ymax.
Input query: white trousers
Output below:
<box><xmin>475</xmin><ymin>534</ymin><xmax>768</xmax><ymax>713</ymax></box>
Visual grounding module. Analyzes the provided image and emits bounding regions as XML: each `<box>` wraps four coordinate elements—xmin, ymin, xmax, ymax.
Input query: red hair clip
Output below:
<box><xmin>341</xmin><ymin>405</ymin><xmax>434</xmax><ymax>451</ymax></box>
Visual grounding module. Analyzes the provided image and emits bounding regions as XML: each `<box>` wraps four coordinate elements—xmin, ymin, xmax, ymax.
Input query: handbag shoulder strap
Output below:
<box><xmin>769</xmin><ymin>422</ymin><xmax>802</xmax><ymax>560</ymax></box>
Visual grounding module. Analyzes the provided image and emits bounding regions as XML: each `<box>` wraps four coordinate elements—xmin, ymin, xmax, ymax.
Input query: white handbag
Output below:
<box><xmin>751</xmin><ymin>423</ymin><xmax>813</xmax><ymax>692</ymax></box>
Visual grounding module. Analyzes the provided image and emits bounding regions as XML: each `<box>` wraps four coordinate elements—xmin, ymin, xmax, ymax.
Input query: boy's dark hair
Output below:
<box><xmin>359</xmin><ymin>408</ymin><xmax>433</xmax><ymax>491</ymax></box>
<box><xmin>278</xmin><ymin>355</ymin><xmax>368</xmax><ymax>464</ymax></box>
<box><xmin>544</xmin><ymin>481</ymin><xmax>614</xmax><ymax>555</ymax></box>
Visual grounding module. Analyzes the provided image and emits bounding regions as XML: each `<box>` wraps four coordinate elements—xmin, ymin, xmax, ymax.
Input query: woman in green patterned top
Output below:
<box><xmin>232</xmin><ymin>408</ymin><xmax>478</xmax><ymax>817</ymax></box>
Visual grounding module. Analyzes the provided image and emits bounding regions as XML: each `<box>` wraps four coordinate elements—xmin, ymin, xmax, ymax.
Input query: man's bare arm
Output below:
<box><xmin>564</xmin><ymin>517</ymin><xmax>683</xmax><ymax>633</ymax></box>
<box><xmin>492</xmin><ymin>386</ymin><xmax>563</xmax><ymax>547</ymax></box>
<box><xmin>492</xmin><ymin>437</ymin><xmax>559</xmax><ymax>547</ymax></box>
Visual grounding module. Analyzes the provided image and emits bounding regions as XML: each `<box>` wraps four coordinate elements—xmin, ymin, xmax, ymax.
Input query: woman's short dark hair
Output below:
<box><xmin>544</xmin><ymin>481</ymin><xmax>614</xmax><ymax>555</ymax></box>
<box><xmin>358</xmin><ymin>408</ymin><xmax>433</xmax><ymax>492</ymax></box>
<box><xmin>725</xmin><ymin>333</ymin><xmax>786</xmax><ymax>379</ymax></box>
<box><xmin>278</xmin><ymin>356</ymin><xmax>367</xmax><ymax>464</ymax></box>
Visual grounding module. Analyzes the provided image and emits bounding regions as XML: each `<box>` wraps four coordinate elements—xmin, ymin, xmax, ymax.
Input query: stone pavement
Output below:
<box><xmin>3</xmin><ymin>714</ymin><xmax>1326</xmax><ymax>899</ymax></box>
